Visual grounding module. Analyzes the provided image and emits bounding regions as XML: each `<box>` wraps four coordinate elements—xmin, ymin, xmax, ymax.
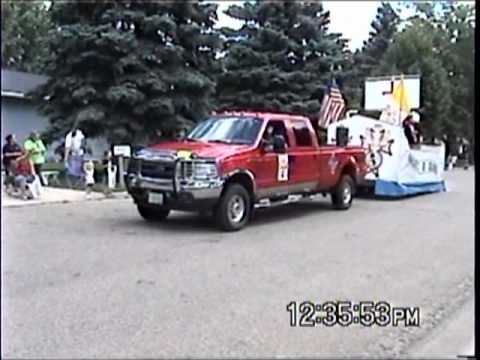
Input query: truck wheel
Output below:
<box><xmin>137</xmin><ymin>205</ymin><xmax>170</xmax><ymax>221</ymax></box>
<box><xmin>331</xmin><ymin>175</ymin><xmax>354</xmax><ymax>210</ymax></box>
<box><xmin>215</xmin><ymin>183</ymin><xmax>251</xmax><ymax>231</ymax></box>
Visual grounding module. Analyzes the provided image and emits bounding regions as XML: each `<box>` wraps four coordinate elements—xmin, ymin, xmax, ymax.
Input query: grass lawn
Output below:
<box><xmin>43</xmin><ymin>162</ymin><xmax>125</xmax><ymax>192</ymax></box>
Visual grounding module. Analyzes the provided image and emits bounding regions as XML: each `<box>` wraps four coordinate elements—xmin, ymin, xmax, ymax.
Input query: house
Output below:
<box><xmin>1</xmin><ymin>68</ymin><xmax>108</xmax><ymax>160</ymax></box>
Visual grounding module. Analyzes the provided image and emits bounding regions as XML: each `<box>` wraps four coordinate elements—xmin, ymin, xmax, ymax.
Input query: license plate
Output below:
<box><xmin>148</xmin><ymin>192</ymin><xmax>164</xmax><ymax>205</ymax></box>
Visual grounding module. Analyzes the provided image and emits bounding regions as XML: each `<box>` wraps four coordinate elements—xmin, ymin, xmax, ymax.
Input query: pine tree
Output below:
<box><xmin>349</xmin><ymin>2</ymin><xmax>400</xmax><ymax>107</ymax></box>
<box><xmin>1</xmin><ymin>1</ymin><xmax>54</xmax><ymax>73</ymax></box>
<box><xmin>216</xmin><ymin>0</ymin><xmax>351</xmax><ymax>118</ymax></box>
<box><xmin>32</xmin><ymin>0</ymin><xmax>222</xmax><ymax>145</ymax></box>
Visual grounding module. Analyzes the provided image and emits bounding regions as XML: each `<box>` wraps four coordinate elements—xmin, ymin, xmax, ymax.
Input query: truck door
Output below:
<box><xmin>288</xmin><ymin>119</ymin><xmax>321</xmax><ymax>193</ymax></box>
<box><xmin>253</xmin><ymin>120</ymin><xmax>291</xmax><ymax>198</ymax></box>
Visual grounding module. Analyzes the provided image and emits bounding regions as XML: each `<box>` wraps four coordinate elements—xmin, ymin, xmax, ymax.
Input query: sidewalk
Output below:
<box><xmin>2</xmin><ymin>187</ymin><xmax>129</xmax><ymax>208</ymax></box>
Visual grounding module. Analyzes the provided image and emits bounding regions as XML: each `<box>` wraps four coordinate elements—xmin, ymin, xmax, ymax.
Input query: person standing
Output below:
<box><xmin>64</xmin><ymin>129</ymin><xmax>86</xmax><ymax>188</ymax></box>
<box><xmin>102</xmin><ymin>150</ymin><xmax>115</xmax><ymax>197</ymax></box>
<box><xmin>24</xmin><ymin>131</ymin><xmax>47</xmax><ymax>186</ymax></box>
<box><xmin>461</xmin><ymin>138</ymin><xmax>470</xmax><ymax>170</ymax></box>
<box><xmin>2</xmin><ymin>134</ymin><xmax>23</xmax><ymax>179</ymax></box>
<box><xmin>402</xmin><ymin>115</ymin><xmax>417</xmax><ymax>146</ymax></box>
<box><xmin>442</xmin><ymin>134</ymin><xmax>450</xmax><ymax>170</ymax></box>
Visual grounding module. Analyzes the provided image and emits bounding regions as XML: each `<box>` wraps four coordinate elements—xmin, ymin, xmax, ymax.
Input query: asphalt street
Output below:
<box><xmin>1</xmin><ymin>169</ymin><xmax>474</xmax><ymax>358</ymax></box>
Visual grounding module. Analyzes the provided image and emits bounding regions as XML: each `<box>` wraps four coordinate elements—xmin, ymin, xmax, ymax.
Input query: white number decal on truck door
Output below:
<box><xmin>278</xmin><ymin>154</ymin><xmax>289</xmax><ymax>181</ymax></box>
<box><xmin>328</xmin><ymin>153</ymin><xmax>339</xmax><ymax>174</ymax></box>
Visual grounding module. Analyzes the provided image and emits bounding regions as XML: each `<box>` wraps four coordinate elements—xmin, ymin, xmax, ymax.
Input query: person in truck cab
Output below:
<box><xmin>262</xmin><ymin>124</ymin><xmax>275</xmax><ymax>150</ymax></box>
<box><xmin>262</xmin><ymin>123</ymin><xmax>288</xmax><ymax>151</ymax></box>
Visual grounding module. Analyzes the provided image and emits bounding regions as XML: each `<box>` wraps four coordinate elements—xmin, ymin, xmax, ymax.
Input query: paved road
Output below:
<box><xmin>2</xmin><ymin>169</ymin><xmax>474</xmax><ymax>358</ymax></box>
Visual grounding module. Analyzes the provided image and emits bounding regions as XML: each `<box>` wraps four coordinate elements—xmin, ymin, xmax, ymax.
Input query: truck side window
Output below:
<box><xmin>262</xmin><ymin>120</ymin><xmax>290</xmax><ymax>147</ymax></box>
<box><xmin>292</xmin><ymin>120</ymin><xmax>313</xmax><ymax>147</ymax></box>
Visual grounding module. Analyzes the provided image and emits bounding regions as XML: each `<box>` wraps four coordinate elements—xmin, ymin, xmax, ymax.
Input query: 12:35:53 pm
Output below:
<box><xmin>286</xmin><ymin>301</ymin><xmax>421</xmax><ymax>327</ymax></box>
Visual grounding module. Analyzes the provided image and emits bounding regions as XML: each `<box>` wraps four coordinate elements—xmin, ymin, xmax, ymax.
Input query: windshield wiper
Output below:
<box><xmin>208</xmin><ymin>139</ymin><xmax>233</xmax><ymax>144</ymax></box>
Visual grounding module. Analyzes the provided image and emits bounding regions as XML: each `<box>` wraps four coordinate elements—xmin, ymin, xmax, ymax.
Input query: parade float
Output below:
<box><xmin>327</xmin><ymin>75</ymin><xmax>446</xmax><ymax>197</ymax></box>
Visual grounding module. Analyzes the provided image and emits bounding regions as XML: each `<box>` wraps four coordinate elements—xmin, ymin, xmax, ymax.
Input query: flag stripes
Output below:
<box><xmin>318</xmin><ymin>80</ymin><xmax>346</xmax><ymax>128</ymax></box>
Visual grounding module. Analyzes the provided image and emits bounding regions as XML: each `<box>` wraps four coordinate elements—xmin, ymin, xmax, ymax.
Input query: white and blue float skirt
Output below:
<box><xmin>373</xmin><ymin>145</ymin><xmax>447</xmax><ymax>197</ymax></box>
<box><xmin>374</xmin><ymin>179</ymin><xmax>446</xmax><ymax>197</ymax></box>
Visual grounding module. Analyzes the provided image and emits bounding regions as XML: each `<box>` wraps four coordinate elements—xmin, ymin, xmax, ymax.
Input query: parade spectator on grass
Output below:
<box><xmin>13</xmin><ymin>151</ymin><xmax>42</xmax><ymax>200</ymax></box>
<box><xmin>460</xmin><ymin>138</ymin><xmax>470</xmax><ymax>170</ymax></box>
<box><xmin>64</xmin><ymin>129</ymin><xmax>86</xmax><ymax>188</ymax></box>
<box><xmin>2</xmin><ymin>134</ymin><xmax>23</xmax><ymax>189</ymax></box>
<box><xmin>102</xmin><ymin>151</ymin><xmax>115</xmax><ymax>197</ymax></box>
<box><xmin>24</xmin><ymin>131</ymin><xmax>47</xmax><ymax>186</ymax></box>
<box><xmin>442</xmin><ymin>134</ymin><xmax>451</xmax><ymax>170</ymax></box>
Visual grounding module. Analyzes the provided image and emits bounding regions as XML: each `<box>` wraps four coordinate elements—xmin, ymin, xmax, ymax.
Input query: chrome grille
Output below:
<box><xmin>180</xmin><ymin>161</ymin><xmax>194</xmax><ymax>179</ymax></box>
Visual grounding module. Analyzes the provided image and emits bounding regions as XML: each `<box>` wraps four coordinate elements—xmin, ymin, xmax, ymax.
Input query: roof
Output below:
<box><xmin>1</xmin><ymin>69</ymin><xmax>48</xmax><ymax>99</ymax></box>
<box><xmin>214</xmin><ymin>111</ymin><xmax>310</xmax><ymax>121</ymax></box>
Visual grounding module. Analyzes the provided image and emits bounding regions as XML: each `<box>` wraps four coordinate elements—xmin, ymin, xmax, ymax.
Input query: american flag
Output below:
<box><xmin>318</xmin><ymin>79</ymin><xmax>346</xmax><ymax>128</ymax></box>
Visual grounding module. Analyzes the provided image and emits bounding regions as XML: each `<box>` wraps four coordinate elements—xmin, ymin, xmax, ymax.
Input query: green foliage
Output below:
<box><xmin>379</xmin><ymin>3</ymin><xmax>474</xmax><ymax>139</ymax></box>
<box><xmin>11</xmin><ymin>0</ymin><xmax>473</xmax><ymax>145</ymax></box>
<box><xmin>32</xmin><ymin>0</ymin><xmax>222</xmax><ymax>144</ymax></box>
<box><xmin>1</xmin><ymin>1</ymin><xmax>54</xmax><ymax>73</ymax></box>
<box><xmin>216</xmin><ymin>0</ymin><xmax>352</xmax><ymax>118</ymax></box>
<box><xmin>348</xmin><ymin>2</ymin><xmax>400</xmax><ymax>108</ymax></box>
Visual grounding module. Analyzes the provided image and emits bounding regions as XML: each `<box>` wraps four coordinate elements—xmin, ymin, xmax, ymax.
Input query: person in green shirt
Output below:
<box><xmin>24</xmin><ymin>131</ymin><xmax>47</xmax><ymax>186</ymax></box>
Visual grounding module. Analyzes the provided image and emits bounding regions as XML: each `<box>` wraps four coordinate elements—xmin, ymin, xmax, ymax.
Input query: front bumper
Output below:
<box><xmin>125</xmin><ymin>174</ymin><xmax>224</xmax><ymax>211</ymax></box>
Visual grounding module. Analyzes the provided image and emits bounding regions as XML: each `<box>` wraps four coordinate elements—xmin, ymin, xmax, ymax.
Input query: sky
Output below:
<box><xmin>214</xmin><ymin>1</ymin><xmax>413</xmax><ymax>50</ymax></box>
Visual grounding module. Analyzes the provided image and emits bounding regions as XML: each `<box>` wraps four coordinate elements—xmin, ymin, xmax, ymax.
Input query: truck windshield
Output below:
<box><xmin>186</xmin><ymin>116</ymin><xmax>263</xmax><ymax>145</ymax></box>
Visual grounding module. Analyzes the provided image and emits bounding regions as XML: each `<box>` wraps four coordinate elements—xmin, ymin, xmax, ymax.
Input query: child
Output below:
<box><xmin>83</xmin><ymin>159</ymin><xmax>95</xmax><ymax>199</ymax></box>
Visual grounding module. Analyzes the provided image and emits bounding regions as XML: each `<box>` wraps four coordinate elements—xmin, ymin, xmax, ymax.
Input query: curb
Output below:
<box><xmin>2</xmin><ymin>193</ymin><xmax>130</xmax><ymax>209</ymax></box>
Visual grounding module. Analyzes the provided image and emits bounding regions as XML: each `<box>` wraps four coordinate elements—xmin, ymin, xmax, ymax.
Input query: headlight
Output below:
<box><xmin>193</xmin><ymin>162</ymin><xmax>218</xmax><ymax>180</ymax></box>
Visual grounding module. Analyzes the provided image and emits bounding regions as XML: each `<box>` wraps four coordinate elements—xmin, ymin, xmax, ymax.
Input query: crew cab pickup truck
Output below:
<box><xmin>125</xmin><ymin>111</ymin><xmax>368</xmax><ymax>231</ymax></box>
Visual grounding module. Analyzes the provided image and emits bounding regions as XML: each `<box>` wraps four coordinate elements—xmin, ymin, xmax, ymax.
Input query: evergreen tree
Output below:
<box><xmin>349</xmin><ymin>2</ymin><xmax>400</xmax><ymax>108</ymax></box>
<box><xmin>32</xmin><ymin>0</ymin><xmax>222</xmax><ymax>144</ymax></box>
<box><xmin>216</xmin><ymin>0</ymin><xmax>351</xmax><ymax>118</ymax></box>
<box><xmin>1</xmin><ymin>1</ymin><xmax>54</xmax><ymax>73</ymax></box>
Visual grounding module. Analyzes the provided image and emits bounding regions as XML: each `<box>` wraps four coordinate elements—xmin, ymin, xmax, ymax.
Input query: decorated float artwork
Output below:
<box><xmin>359</xmin><ymin>124</ymin><xmax>395</xmax><ymax>178</ymax></box>
<box><xmin>327</xmin><ymin>114</ymin><xmax>446</xmax><ymax>197</ymax></box>
<box><xmin>326</xmin><ymin>75</ymin><xmax>446</xmax><ymax>197</ymax></box>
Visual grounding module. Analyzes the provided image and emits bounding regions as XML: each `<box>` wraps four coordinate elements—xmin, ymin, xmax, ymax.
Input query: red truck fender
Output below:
<box><xmin>223</xmin><ymin>169</ymin><xmax>257</xmax><ymax>200</ymax></box>
<box><xmin>339</xmin><ymin>155</ymin><xmax>363</xmax><ymax>188</ymax></box>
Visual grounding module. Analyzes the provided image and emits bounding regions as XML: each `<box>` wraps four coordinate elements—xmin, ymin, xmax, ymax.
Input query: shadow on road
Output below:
<box><xmin>115</xmin><ymin>199</ymin><xmax>334</xmax><ymax>235</ymax></box>
<box><xmin>356</xmin><ymin>192</ymin><xmax>439</xmax><ymax>202</ymax></box>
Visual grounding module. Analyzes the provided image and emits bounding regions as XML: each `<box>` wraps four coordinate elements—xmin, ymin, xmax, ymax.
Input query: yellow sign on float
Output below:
<box><xmin>177</xmin><ymin>150</ymin><xmax>192</xmax><ymax>159</ymax></box>
<box><xmin>392</xmin><ymin>76</ymin><xmax>412</xmax><ymax>113</ymax></box>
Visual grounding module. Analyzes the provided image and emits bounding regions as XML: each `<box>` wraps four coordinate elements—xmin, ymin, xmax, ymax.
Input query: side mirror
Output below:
<box><xmin>272</xmin><ymin>135</ymin><xmax>287</xmax><ymax>153</ymax></box>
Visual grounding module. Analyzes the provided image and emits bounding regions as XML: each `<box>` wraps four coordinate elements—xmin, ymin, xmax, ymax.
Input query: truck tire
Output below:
<box><xmin>215</xmin><ymin>183</ymin><xmax>251</xmax><ymax>231</ymax></box>
<box><xmin>331</xmin><ymin>175</ymin><xmax>354</xmax><ymax>210</ymax></box>
<box><xmin>137</xmin><ymin>205</ymin><xmax>170</xmax><ymax>221</ymax></box>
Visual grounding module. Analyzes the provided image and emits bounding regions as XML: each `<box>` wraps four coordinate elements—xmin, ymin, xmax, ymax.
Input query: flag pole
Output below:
<box><xmin>399</xmin><ymin>74</ymin><xmax>404</xmax><ymax>126</ymax></box>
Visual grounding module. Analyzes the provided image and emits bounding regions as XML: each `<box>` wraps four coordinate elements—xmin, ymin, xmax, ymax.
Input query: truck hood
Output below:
<box><xmin>149</xmin><ymin>140</ymin><xmax>253</xmax><ymax>160</ymax></box>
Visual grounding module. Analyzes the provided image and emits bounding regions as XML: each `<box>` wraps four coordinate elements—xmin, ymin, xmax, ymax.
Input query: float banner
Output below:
<box><xmin>376</xmin><ymin>146</ymin><xmax>446</xmax><ymax>196</ymax></box>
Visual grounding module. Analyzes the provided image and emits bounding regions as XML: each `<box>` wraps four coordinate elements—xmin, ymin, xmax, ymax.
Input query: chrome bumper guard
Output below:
<box><xmin>126</xmin><ymin>173</ymin><xmax>224</xmax><ymax>200</ymax></box>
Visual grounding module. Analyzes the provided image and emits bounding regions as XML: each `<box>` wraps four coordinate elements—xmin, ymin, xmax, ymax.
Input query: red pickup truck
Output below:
<box><xmin>126</xmin><ymin>111</ymin><xmax>368</xmax><ymax>231</ymax></box>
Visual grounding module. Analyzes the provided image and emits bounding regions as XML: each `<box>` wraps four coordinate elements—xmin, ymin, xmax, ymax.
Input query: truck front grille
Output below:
<box><xmin>140</xmin><ymin>160</ymin><xmax>175</xmax><ymax>180</ymax></box>
<box><xmin>180</xmin><ymin>161</ymin><xmax>194</xmax><ymax>179</ymax></box>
